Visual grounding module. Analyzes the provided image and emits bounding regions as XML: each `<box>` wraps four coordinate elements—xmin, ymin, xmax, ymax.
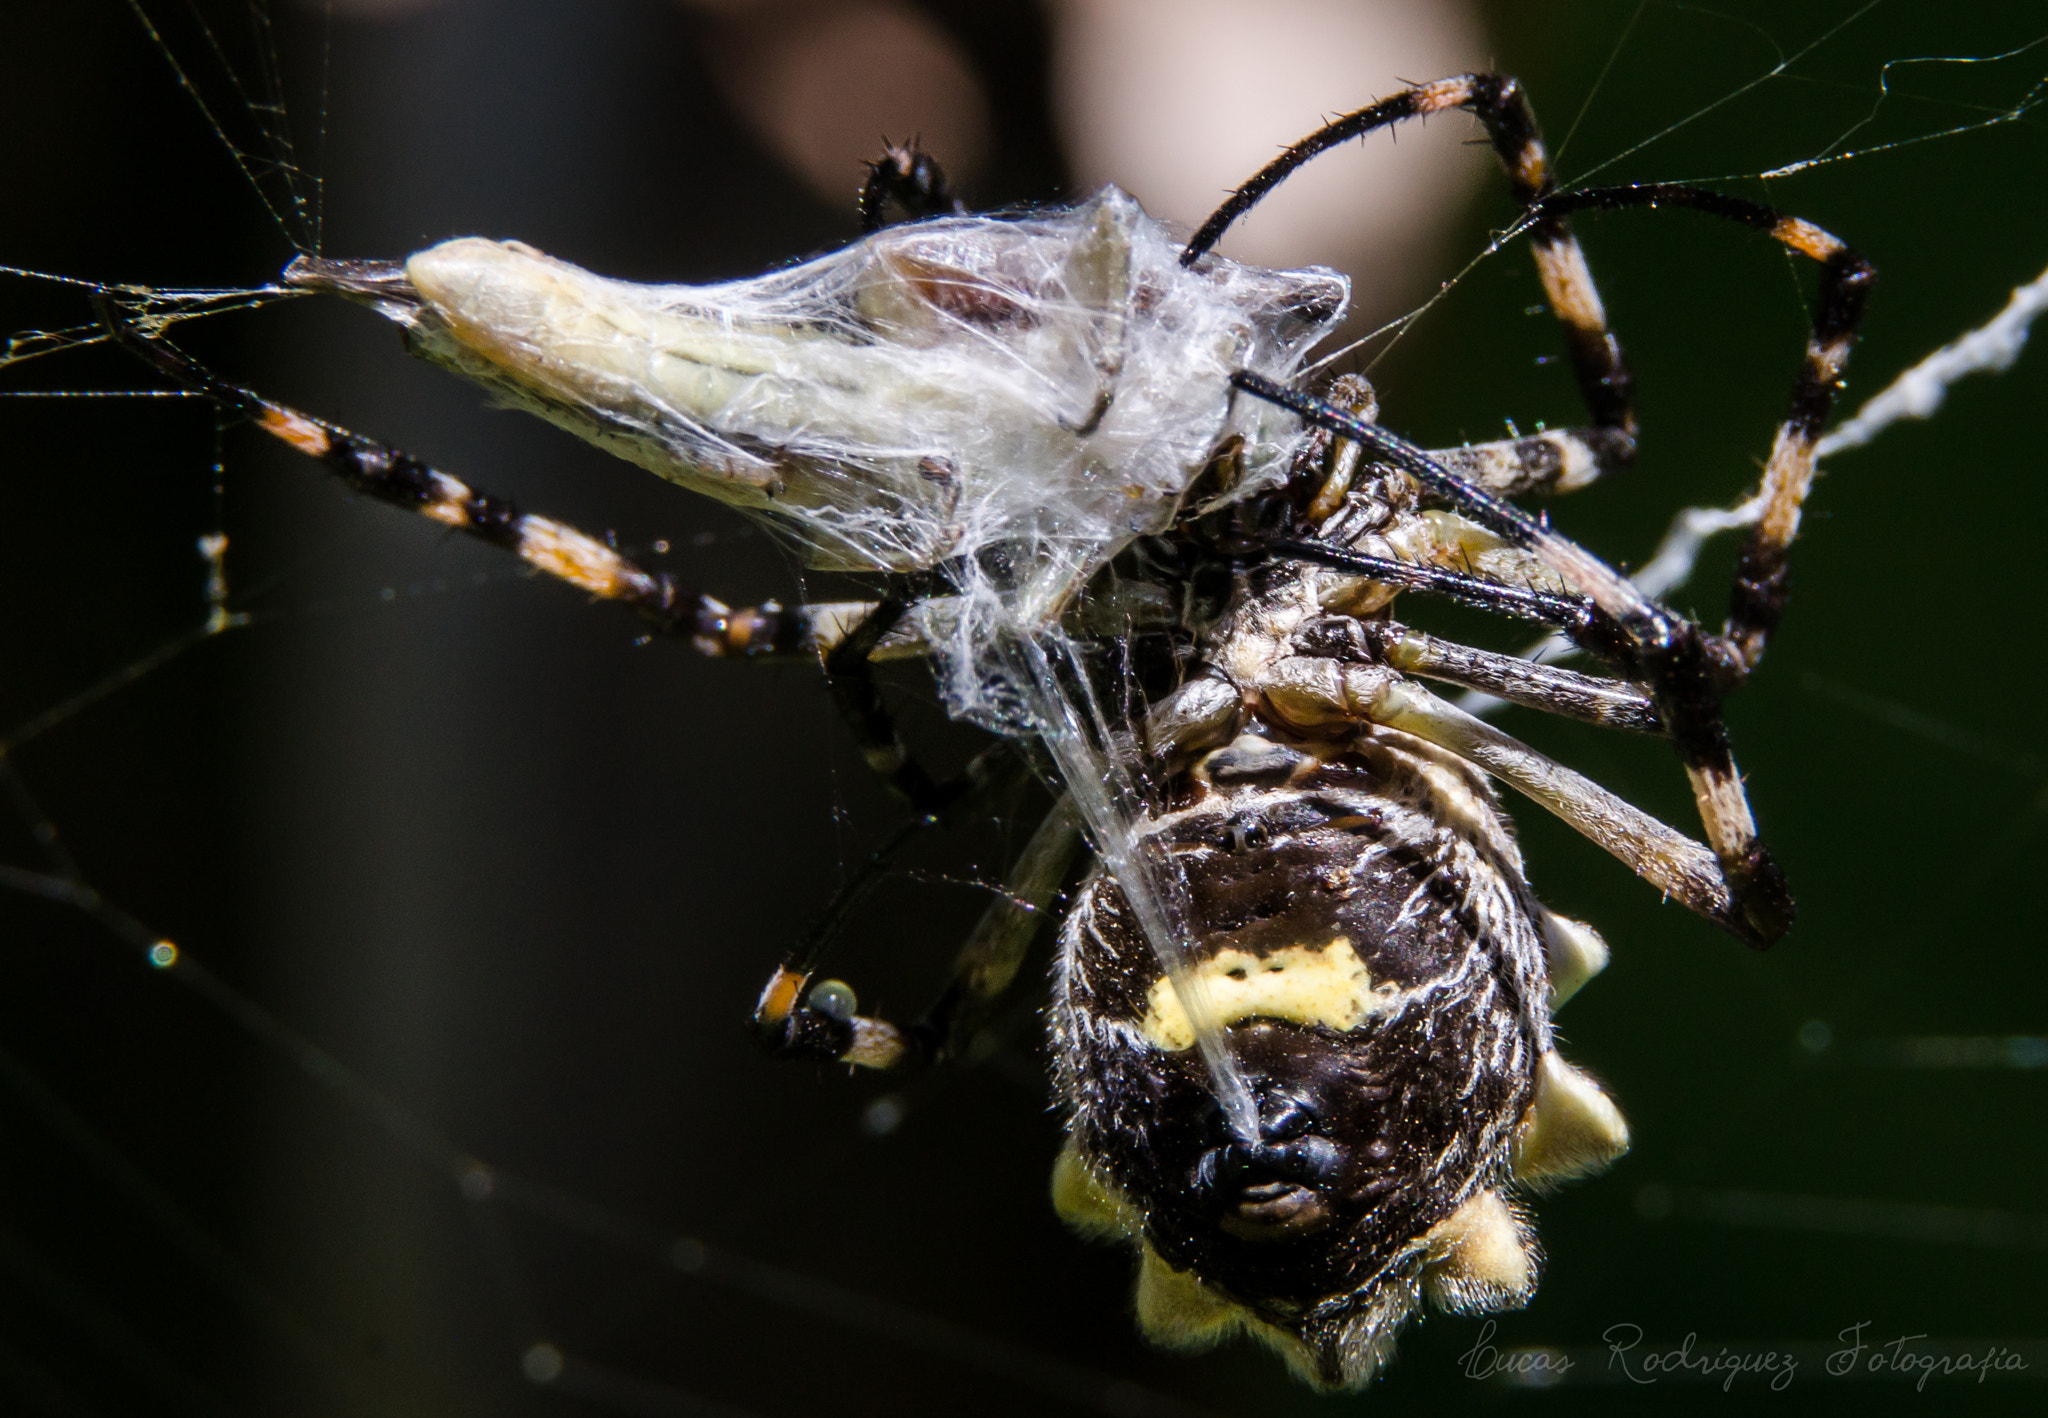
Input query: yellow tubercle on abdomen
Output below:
<box><xmin>1138</xmin><ymin>937</ymin><xmax>1400</xmax><ymax>1051</ymax></box>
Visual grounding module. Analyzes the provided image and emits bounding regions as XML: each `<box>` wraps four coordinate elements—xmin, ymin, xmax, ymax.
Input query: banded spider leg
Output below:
<box><xmin>1192</xmin><ymin>71</ymin><xmax>1873</xmax><ymax>945</ymax></box>
<box><xmin>92</xmin><ymin>290</ymin><xmax>1059</xmax><ymax>1077</ymax></box>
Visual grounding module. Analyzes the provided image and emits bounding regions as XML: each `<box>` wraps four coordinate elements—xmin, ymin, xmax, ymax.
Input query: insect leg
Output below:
<box><xmin>1184</xmin><ymin>72</ymin><xmax>1640</xmax><ymax>486</ymax></box>
<box><xmin>752</xmin><ymin>794</ymin><xmax>1082</xmax><ymax>1069</ymax></box>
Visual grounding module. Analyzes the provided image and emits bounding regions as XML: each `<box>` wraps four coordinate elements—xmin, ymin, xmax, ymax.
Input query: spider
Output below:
<box><xmin>95</xmin><ymin>71</ymin><xmax>1871</xmax><ymax>1390</ymax></box>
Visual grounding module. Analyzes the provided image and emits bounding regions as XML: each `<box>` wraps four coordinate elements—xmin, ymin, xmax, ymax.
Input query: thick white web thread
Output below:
<box><xmin>5</xmin><ymin>2</ymin><xmax>2048</xmax><ymax>1411</ymax></box>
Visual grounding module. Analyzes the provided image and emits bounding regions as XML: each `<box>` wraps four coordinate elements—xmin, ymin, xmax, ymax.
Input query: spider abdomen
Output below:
<box><xmin>1049</xmin><ymin>727</ymin><xmax>1612</xmax><ymax>1387</ymax></box>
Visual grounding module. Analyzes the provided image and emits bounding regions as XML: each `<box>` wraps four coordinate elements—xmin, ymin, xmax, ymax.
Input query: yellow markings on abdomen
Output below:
<box><xmin>1139</xmin><ymin>937</ymin><xmax>1398</xmax><ymax>1051</ymax></box>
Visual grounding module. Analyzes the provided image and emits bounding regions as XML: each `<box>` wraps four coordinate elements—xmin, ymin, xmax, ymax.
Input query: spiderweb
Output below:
<box><xmin>3</xmin><ymin>1</ymin><xmax>2046</xmax><ymax>1410</ymax></box>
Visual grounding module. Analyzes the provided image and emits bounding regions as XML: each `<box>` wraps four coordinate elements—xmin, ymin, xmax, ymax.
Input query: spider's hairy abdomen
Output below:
<box><xmin>1049</xmin><ymin>722</ymin><xmax>1565</xmax><ymax>1389</ymax></box>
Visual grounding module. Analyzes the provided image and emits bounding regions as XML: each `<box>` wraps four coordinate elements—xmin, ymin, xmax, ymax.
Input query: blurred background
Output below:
<box><xmin>2</xmin><ymin>1</ymin><xmax>2045</xmax><ymax>1413</ymax></box>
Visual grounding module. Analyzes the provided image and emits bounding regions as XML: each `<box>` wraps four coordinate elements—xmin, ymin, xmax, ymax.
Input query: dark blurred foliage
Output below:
<box><xmin>1</xmin><ymin>2</ymin><xmax>2045</xmax><ymax>1415</ymax></box>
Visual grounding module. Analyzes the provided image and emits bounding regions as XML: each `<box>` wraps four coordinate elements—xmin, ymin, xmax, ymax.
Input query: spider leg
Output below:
<box><xmin>1379</xmin><ymin>625</ymin><xmax>1659</xmax><ymax>733</ymax></box>
<box><xmin>1237</xmin><ymin>163</ymin><xmax>1875</xmax><ymax>945</ymax></box>
<box><xmin>818</xmin><ymin>594</ymin><xmax>973</xmax><ymax>814</ymax></box>
<box><xmin>96</xmin><ymin>295</ymin><xmax>707</xmax><ymax>624</ymax></box>
<box><xmin>92</xmin><ymin>293</ymin><xmax>989</xmax><ymax>817</ymax></box>
<box><xmin>1370</xmin><ymin>682</ymin><xmax>1747</xmax><ymax>935</ymax></box>
<box><xmin>1303</xmin><ymin>617</ymin><xmax>1661</xmax><ymax>734</ymax></box>
<box><xmin>1244</xmin><ymin>377</ymin><xmax>1791</xmax><ymax>942</ymax></box>
<box><xmin>1191</xmin><ymin>74</ymin><xmax>1878</xmax><ymax>538</ymax></box>
<box><xmin>1257</xmin><ymin>652</ymin><xmax>1749</xmax><ymax>939</ymax></box>
<box><xmin>909</xmin><ymin>796</ymin><xmax>1082</xmax><ymax>1057</ymax></box>
<box><xmin>752</xmin><ymin>794</ymin><xmax>1083</xmax><ymax>1069</ymax></box>
<box><xmin>96</xmin><ymin>296</ymin><xmax>1070</xmax><ymax>1057</ymax></box>
<box><xmin>1185</xmin><ymin>73</ymin><xmax>1640</xmax><ymax>487</ymax></box>
<box><xmin>1272</xmin><ymin>188</ymin><xmax>1872</xmax><ymax>680</ymax></box>
<box><xmin>1534</xmin><ymin>183</ymin><xmax>1877</xmax><ymax>670</ymax></box>
<box><xmin>1423</xmin><ymin>430</ymin><xmax>1619</xmax><ymax>499</ymax></box>
<box><xmin>1271</xmin><ymin>537</ymin><xmax>1611</xmax><ymax>635</ymax></box>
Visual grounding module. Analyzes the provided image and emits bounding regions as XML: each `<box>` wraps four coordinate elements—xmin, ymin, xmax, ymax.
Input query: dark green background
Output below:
<box><xmin>2</xmin><ymin>2</ymin><xmax>2044</xmax><ymax>1414</ymax></box>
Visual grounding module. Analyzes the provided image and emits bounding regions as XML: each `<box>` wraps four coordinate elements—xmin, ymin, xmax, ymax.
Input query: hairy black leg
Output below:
<box><xmin>1235</xmin><ymin>160</ymin><xmax>1877</xmax><ymax>946</ymax></box>
<box><xmin>1240</xmin><ymin>374</ymin><xmax>1660</xmax><ymax>616</ymax></box>
<box><xmin>1260</xmin><ymin>184</ymin><xmax>1872</xmax><ymax>679</ymax></box>
<box><xmin>858</xmin><ymin>143</ymin><xmax>966</xmax><ymax>232</ymax></box>
<box><xmin>1184</xmin><ymin>73</ymin><xmax>1639</xmax><ymax>482</ymax></box>
<box><xmin>897</xmin><ymin>0</ymin><xmax>1068</xmax><ymax>207</ymax></box>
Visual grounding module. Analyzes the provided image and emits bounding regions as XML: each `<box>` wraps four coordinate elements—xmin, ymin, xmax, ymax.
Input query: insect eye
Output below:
<box><xmin>805</xmin><ymin>979</ymin><xmax>860</xmax><ymax>1022</ymax></box>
